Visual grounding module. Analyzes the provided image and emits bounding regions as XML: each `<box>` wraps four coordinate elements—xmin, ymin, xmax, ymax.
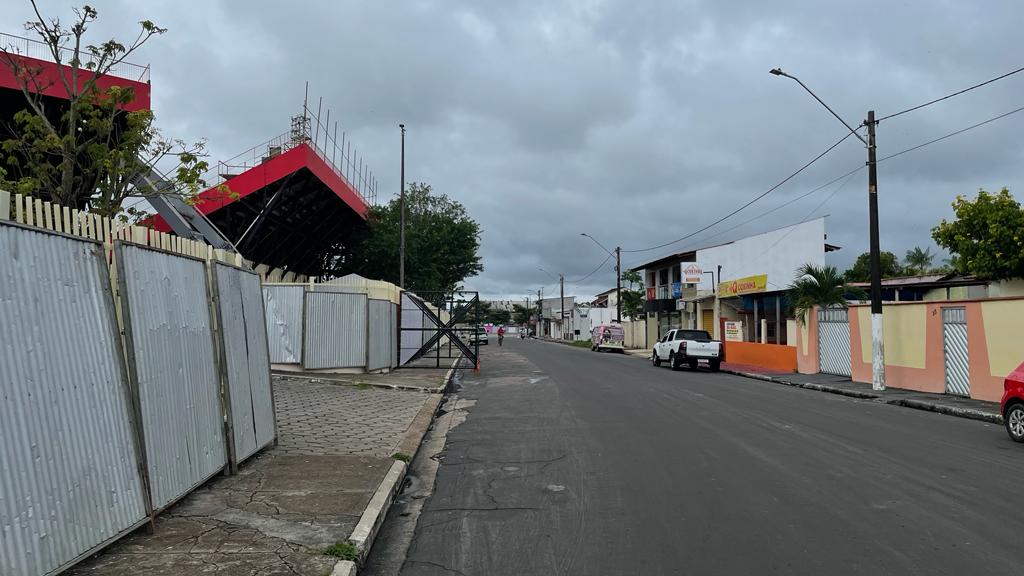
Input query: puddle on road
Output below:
<box><xmin>545</xmin><ymin>484</ymin><xmax>566</xmax><ymax>492</ymax></box>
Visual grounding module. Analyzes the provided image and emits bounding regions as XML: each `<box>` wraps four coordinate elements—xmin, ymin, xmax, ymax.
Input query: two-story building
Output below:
<box><xmin>632</xmin><ymin>217</ymin><xmax>838</xmax><ymax>344</ymax></box>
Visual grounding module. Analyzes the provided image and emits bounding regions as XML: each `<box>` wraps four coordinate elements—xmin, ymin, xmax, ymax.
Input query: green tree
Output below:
<box><xmin>932</xmin><ymin>187</ymin><xmax>1024</xmax><ymax>280</ymax></box>
<box><xmin>619</xmin><ymin>269</ymin><xmax>645</xmax><ymax>320</ymax></box>
<box><xmin>488</xmin><ymin>308</ymin><xmax>512</xmax><ymax>325</ymax></box>
<box><xmin>1</xmin><ymin>2</ymin><xmax>212</xmax><ymax>218</ymax></box>
<box><xmin>904</xmin><ymin>246</ymin><xmax>935</xmax><ymax>276</ymax></box>
<box><xmin>345</xmin><ymin>182</ymin><xmax>483</xmax><ymax>293</ymax></box>
<box><xmin>511</xmin><ymin>303</ymin><xmax>530</xmax><ymax>325</ymax></box>
<box><xmin>788</xmin><ymin>263</ymin><xmax>867</xmax><ymax>324</ymax></box>
<box><xmin>843</xmin><ymin>251</ymin><xmax>903</xmax><ymax>282</ymax></box>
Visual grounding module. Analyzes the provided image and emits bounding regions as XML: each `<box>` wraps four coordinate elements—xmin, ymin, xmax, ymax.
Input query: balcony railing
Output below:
<box><xmin>207</xmin><ymin>106</ymin><xmax>377</xmax><ymax>206</ymax></box>
<box><xmin>0</xmin><ymin>32</ymin><xmax>150</xmax><ymax>83</ymax></box>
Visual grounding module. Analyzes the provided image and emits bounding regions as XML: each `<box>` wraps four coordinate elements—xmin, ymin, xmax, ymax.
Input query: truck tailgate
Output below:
<box><xmin>686</xmin><ymin>341</ymin><xmax>720</xmax><ymax>358</ymax></box>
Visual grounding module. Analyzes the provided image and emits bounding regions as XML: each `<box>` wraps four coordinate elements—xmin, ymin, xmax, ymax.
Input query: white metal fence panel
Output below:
<box><xmin>391</xmin><ymin>303</ymin><xmax>400</xmax><ymax>368</ymax></box>
<box><xmin>0</xmin><ymin>224</ymin><xmax>148</xmax><ymax>576</ymax></box>
<box><xmin>214</xmin><ymin>264</ymin><xmax>276</xmax><ymax>465</ymax></box>
<box><xmin>303</xmin><ymin>291</ymin><xmax>368</xmax><ymax>369</ymax></box>
<box><xmin>943</xmin><ymin>307</ymin><xmax>970</xmax><ymax>397</ymax></box>
<box><xmin>263</xmin><ymin>285</ymin><xmax>304</xmax><ymax>364</ymax></box>
<box><xmin>368</xmin><ymin>299</ymin><xmax>394</xmax><ymax>371</ymax></box>
<box><xmin>116</xmin><ymin>243</ymin><xmax>227</xmax><ymax>510</ymax></box>
<box><xmin>817</xmin><ymin>308</ymin><xmax>852</xmax><ymax>377</ymax></box>
<box><xmin>400</xmin><ymin>293</ymin><xmax>424</xmax><ymax>365</ymax></box>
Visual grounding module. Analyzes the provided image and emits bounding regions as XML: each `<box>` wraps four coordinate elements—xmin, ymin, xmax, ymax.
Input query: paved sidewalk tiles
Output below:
<box><xmin>69</xmin><ymin>370</ymin><xmax>449</xmax><ymax>576</ymax></box>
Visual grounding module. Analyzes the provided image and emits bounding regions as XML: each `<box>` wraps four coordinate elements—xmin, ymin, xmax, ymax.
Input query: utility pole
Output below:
<box><xmin>537</xmin><ymin>288</ymin><xmax>543</xmax><ymax>337</ymax></box>
<box><xmin>770</xmin><ymin>68</ymin><xmax>886</xmax><ymax>390</ymax></box>
<box><xmin>615</xmin><ymin>246</ymin><xmax>622</xmax><ymax>323</ymax></box>
<box><xmin>559</xmin><ymin>274</ymin><xmax>565</xmax><ymax>340</ymax></box>
<box><xmin>866</xmin><ymin>111</ymin><xmax>885</xmax><ymax>391</ymax></box>
<box><xmin>399</xmin><ymin>124</ymin><xmax>406</xmax><ymax>289</ymax></box>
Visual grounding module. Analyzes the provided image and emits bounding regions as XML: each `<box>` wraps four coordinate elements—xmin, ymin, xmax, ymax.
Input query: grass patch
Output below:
<box><xmin>569</xmin><ymin>339</ymin><xmax>593</xmax><ymax>348</ymax></box>
<box><xmin>392</xmin><ymin>452</ymin><xmax>412</xmax><ymax>462</ymax></box>
<box><xmin>323</xmin><ymin>541</ymin><xmax>358</xmax><ymax>560</ymax></box>
<box><xmin>352</xmin><ymin>382</ymin><xmax>372</xmax><ymax>390</ymax></box>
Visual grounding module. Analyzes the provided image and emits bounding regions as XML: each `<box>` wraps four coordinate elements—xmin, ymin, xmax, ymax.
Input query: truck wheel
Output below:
<box><xmin>1006</xmin><ymin>403</ymin><xmax>1024</xmax><ymax>443</ymax></box>
<box><xmin>670</xmin><ymin>352</ymin><xmax>682</xmax><ymax>371</ymax></box>
<box><xmin>710</xmin><ymin>360</ymin><xmax>721</xmax><ymax>372</ymax></box>
<box><xmin>652</xmin><ymin>350</ymin><xmax>661</xmax><ymax>367</ymax></box>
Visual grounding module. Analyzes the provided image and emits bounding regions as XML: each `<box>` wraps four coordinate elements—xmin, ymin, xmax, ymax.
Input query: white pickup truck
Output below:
<box><xmin>651</xmin><ymin>329</ymin><xmax>724</xmax><ymax>371</ymax></box>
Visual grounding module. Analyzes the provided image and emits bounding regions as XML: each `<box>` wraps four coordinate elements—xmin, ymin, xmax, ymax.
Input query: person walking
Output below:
<box><xmin>497</xmin><ymin>326</ymin><xmax>505</xmax><ymax>346</ymax></box>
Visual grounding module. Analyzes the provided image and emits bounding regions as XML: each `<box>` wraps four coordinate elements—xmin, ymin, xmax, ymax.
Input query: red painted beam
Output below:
<box><xmin>0</xmin><ymin>53</ymin><xmax>150</xmax><ymax>112</ymax></box>
<box><xmin>151</xmin><ymin>143</ymin><xmax>368</xmax><ymax>232</ymax></box>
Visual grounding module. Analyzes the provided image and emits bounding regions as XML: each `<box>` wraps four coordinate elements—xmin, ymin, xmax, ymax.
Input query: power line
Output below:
<box><xmin>877</xmin><ymin>103</ymin><xmax>1024</xmax><ymax>163</ymax></box>
<box><xmin>756</xmin><ymin>169</ymin><xmax>859</xmax><ymax>258</ymax></box>
<box><xmin>567</xmin><ymin>253</ymin><xmax>613</xmax><ymax>284</ymax></box>
<box><xmin>622</xmin><ymin>129</ymin><xmax>861</xmax><ymax>254</ymax></box>
<box><xmin>877</xmin><ymin>65</ymin><xmax>1024</xmax><ymax>122</ymax></box>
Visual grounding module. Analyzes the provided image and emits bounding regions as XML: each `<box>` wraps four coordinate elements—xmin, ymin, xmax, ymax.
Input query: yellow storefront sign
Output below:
<box><xmin>718</xmin><ymin>274</ymin><xmax>768</xmax><ymax>297</ymax></box>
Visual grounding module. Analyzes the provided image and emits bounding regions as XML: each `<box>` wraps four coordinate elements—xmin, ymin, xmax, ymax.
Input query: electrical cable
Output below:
<box><xmin>621</xmin><ymin>129</ymin><xmax>861</xmax><ymax>254</ymax></box>
<box><xmin>877</xmin><ymin>103</ymin><xmax>1024</xmax><ymax>163</ymax></box>
<box><xmin>877</xmin><ymin>65</ymin><xmax>1024</xmax><ymax>122</ymax></box>
<box><xmin>567</xmin><ymin>252</ymin><xmax>614</xmax><ymax>284</ymax></box>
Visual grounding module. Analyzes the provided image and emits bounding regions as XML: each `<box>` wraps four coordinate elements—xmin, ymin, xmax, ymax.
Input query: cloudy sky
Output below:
<box><xmin>11</xmin><ymin>0</ymin><xmax>1024</xmax><ymax>299</ymax></box>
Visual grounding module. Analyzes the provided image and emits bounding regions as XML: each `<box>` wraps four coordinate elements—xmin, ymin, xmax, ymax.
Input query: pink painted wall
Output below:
<box><xmin>848</xmin><ymin>300</ymin><xmax>1014</xmax><ymax>403</ymax></box>
<box><xmin>795</xmin><ymin>308</ymin><xmax>819</xmax><ymax>374</ymax></box>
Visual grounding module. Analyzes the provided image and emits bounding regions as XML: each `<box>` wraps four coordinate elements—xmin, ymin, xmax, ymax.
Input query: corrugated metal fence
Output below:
<box><xmin>0</xmin><ymin>223</ymin><xmax>149</xmax><ymax>576</ymax></box>
<box><xmin>942</xmin><ymin>307</ymin><xmax>970</xmax><ymax>397</ymax></box>
<box><xmin>214</xmin><ymin>264</ymin><xmax>278</xmax><ymax>466</ymax></box>
<box><xmin>116</xmin><ymin>243</ymin><xmax>227</xmax><ymax>510</ymax></box>
<box><xmin>303</xmin><ymin>291</ymin><xmax>368</xmax><ymax>369</ymax></box>
<box><xmin>368</xmin><ymin>299</ymin><xmax>395</xmax><ymax>371</ymax></box>
<box><xmin>0</xmin><ymin>221</ymin><xmax>279</xmax><ymax>576</ymax></box>
<box><xmin>263</xmin><ymin>285</ymin><xmax>305</xmax><ymax>364</ymax></box>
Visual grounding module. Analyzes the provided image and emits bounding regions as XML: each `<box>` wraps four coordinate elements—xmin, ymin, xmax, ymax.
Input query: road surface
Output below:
<box><xmin>371</xmin><ymin>338</ymin><xmax>1024</xmax><ymax>575</ymax></box>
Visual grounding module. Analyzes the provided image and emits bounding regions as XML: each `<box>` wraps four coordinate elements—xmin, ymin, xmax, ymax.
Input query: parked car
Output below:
<box><xmin>591</xmin><ymin>324</ymin><xmax>625</xmax><ymax>353</ymax></box>
<box><xmin>651</xmin><ymin>329</ymin><xmax>723</xmax><ymax>371</ymax></box>
<box><xmin>468</xmin><ymin>328</ymin><xmax>489</xmax><ymax>346</ymax></box>
<box><xmin>1001</xmin><ymin>360</ymin><xmax>1024</xmax><ymax>442</ymax></box>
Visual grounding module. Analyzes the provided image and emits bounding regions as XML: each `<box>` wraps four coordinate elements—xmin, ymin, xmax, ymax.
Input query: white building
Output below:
<box><xmin>634</xmin><ymin>218</ymin><xmax>837</xmax><ymax>343</ymax></box>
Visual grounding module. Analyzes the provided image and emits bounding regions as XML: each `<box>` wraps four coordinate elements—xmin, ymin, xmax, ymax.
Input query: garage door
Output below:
<box><xmin>817</xmin><ymin>307</ymin><xmax>851</xmax><ymax>377</ymax></box>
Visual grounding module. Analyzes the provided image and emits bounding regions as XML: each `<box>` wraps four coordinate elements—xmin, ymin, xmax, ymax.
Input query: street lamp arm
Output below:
<box><xmin>770</xmin><ymin>68</ymin><xmax>868</xmax><ymax>146</ymax></box>
<box><xmin>580</xmin><ymin>232</ymin><xmax>614</xmax><ymax>257</ymax></box>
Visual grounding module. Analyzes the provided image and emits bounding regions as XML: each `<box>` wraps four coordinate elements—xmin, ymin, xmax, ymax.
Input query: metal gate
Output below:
<box><xmin>817</xmin><ymin>307</ymin><xmax>851</xmax><ymax>377</ymax></box>
<box><xmin>400</xmin><ymin>291</ymin><xmax>480</xmax><ymax>368</ymax></box>
<box><xmin>943</xmin><ymin>307</ymin><xmax>970</xmax><ymax>396</ymax></box>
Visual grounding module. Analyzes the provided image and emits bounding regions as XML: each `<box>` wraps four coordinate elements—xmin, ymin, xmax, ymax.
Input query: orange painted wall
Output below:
<box><xmin>724</xmin><ymin>341</ymin><xmax>797</xmax><ymax>372</ymax></box>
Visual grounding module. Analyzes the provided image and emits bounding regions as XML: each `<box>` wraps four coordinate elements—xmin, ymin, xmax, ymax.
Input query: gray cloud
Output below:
<box><xmin>10</xmin><ymin>0</ymin><xmax>1024</xmax><ymax>298</ymax></box>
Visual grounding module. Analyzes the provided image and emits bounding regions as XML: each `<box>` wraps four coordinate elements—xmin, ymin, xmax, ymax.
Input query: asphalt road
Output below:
<box><xmin>390</xmin><ymin>338</ymin><xmax>1024</xmax><ymax>575</ymax></box>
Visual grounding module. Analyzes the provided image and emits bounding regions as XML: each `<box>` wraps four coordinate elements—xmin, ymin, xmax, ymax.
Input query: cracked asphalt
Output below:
<box><xmin>395</xmin><ymin>338</ymin><xmax>1024</xmax><ymax>575</ymax></box>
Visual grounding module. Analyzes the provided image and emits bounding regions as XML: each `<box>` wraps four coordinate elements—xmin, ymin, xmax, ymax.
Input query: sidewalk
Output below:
<box><xmin>621</xmin><ymin>348</ymin><xmax>1002</xmax><ymax>424</ymax></box>
<box><xmin>68</xmin><ymin>361</ymin><xmax>459</xmax><ymax>576</ymax></box>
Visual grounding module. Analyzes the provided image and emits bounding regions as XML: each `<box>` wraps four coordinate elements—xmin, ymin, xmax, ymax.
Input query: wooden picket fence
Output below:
<box><xmin>0</xmin><ymin>189</ymin><xmax>305</xmax><ymax>282</ymax></box>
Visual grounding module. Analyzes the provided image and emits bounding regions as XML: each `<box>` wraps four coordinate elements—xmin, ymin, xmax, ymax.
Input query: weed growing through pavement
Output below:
<box><xmin>323</xmin><ymin>541</ymin><xmax>358</xmax><ymax>560</ymax></box>
<box><xmin>392</xmin><ymin>452</ymin><xmax>412</xmax><ymax>462</ymax></box>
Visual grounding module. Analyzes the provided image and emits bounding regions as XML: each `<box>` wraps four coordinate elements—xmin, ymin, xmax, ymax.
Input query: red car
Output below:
<box><xmin>1001</xmin><ymin>361</ymin><xmax>1024</xmax><ymax>443</ymax></box>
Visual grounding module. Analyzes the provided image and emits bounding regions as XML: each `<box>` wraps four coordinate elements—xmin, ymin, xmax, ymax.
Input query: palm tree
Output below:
<box><xmin>788</xmin><ymin>263</ymin><xmax>867</xmax><ymax>324</ymax></box>
<box><xmin>904</xmin><ymin>246</ymin><xmax>935</xmax><ymax>275</ymax></box>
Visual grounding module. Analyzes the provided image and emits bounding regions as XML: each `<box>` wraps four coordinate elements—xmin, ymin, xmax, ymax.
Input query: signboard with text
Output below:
<box><xmin>646</xmin><ymin>287</ymin><xmax>657</xmax><ymax>300</ymax></box>
<box><xmin>671</xmin><ymin>282</ymin><xmax>682</xmax><ymax>299</ymax></box>
<box><xmin>724</xmin><ymin>321</ymin><xmax>744</xmax><ymax>342</ymax></box>
<box><xmin>683</xmin><ymin>264</ymin><xmax>703</xmax><ymax>284</ymax></box>
<box><xmin>718</xmin><ymin>274</ymin><xmax>768</xmax><ymax>297</ymax></box>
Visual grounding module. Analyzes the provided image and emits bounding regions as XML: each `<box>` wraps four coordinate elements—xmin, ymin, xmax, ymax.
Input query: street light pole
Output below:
<box><xmin>770</xmin><ymin>67</ymin><xmax>885</xmax><ymax>391</ymax></box>
<box><xmin>399</xmin><ymin>123</ymin><xmax>406</xmax><ymax>289</ymax></box>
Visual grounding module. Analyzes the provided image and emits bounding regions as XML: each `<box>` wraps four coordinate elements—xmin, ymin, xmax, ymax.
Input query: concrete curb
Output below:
<box><xmin>337</xmin><ymin>357</ymin><xmax>462</xmax><ymax>574</ymax></box>
<box><xmin>723</xmin><ymin>369</ymin><xmax>1002</xmax><ymax>424</ymax></box>
<box><xmin>349</xmin><ymin>459</ymin><xmax>407</xmax><ymax>562</ymax></box>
